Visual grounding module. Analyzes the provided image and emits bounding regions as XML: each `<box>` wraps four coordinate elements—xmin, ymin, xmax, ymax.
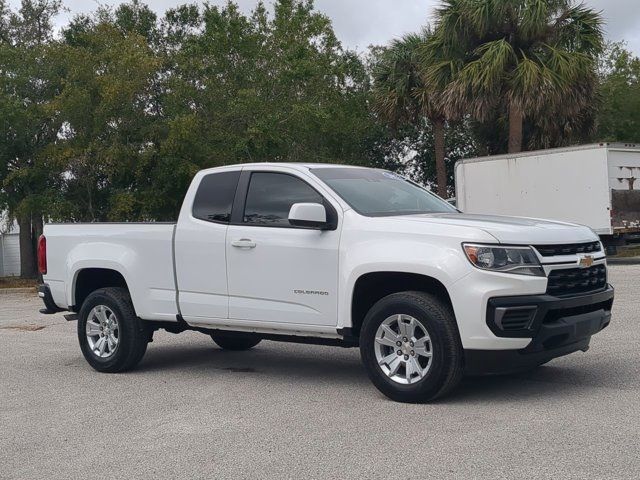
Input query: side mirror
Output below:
<box><xmin>288</xmin><ymin>203</ymin><xmax>327</xmax><ymax>229</ymax></box>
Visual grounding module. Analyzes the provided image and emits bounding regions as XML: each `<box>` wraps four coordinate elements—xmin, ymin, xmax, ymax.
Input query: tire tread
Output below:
<box><xmin>360</xmin><ymin>290</ymin><xmax>463</xmax><ymax>402</ymax></box>
<box><xmin>78</xmin><ymin>287</ymin><xmax>148</xmax><ymax>373</ymax></box>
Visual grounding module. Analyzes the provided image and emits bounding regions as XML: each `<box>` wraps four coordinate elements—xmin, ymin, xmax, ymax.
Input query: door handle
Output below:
<box><xmin>231</xmin><ymin>239</ymin><xmax>256</xmax><ymax>249</ymax></box>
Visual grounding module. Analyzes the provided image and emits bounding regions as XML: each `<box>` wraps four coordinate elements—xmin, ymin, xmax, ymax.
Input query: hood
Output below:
<box><xmin>389</xmin><ymin>213</ymin><xmax>597</xmax><ymax>244</ymax></box>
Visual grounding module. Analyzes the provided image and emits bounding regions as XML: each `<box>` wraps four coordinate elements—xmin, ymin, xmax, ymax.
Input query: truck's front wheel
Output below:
<box><xmin>78</xmin><ymin>287</ymin><xmax>149</xmax><ymax>373</ymax></box>
<box><xmin>359</xmin><ymin>291</ymin><xmax>463</xmax><ymax>403</ymax></box>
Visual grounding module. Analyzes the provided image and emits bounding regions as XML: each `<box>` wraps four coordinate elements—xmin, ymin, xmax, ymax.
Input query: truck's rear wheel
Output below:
<box><xmin>210</xmin><ymin>331</ymin><xmax>261</xmax><ymax>351</ymax></box>
<box><xmin>360</xmin><ymin>291</ymin><xmax>463</xmax><ymax>403</ymax></box>
<box><xmin>78</xmin><ymin>287</ymin><xmax>148</xmax><ymax>373</ymax></box>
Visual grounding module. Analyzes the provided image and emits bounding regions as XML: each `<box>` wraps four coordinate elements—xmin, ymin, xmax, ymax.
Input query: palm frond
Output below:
<box><xmin>434</xmin><ymin>0</ymin><xmax>468</xmax><ymax>45</ymax></box>
<box><xmin>462</xmin><ymin>0</ymin><xmax>492</xmax><ymax>37</ymax></box>
<box><xmin>520</xmin><ymin>0</ymin><xmax>549</xmax><ymax>40</ymax></box>
<box><xmin>553</xmin><ymin>3</ymin><xmax>604</xmax><ymax>55</ymax></box>
<box><xmin>469</xmin><ymin>39</ymin><xmax>516</xmax><ymax>90</ymax></box>
<box><xmin>371</xmin><ymin>33</ymin><xmax>429</xmax><ymax>126</ymax></box>
<box><xmin>379</xmin><ymin>0</ymin><xmax>603</xmax><ymax>149</ymax></box>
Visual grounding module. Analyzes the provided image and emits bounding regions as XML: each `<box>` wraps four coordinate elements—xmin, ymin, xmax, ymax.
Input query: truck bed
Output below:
<box><xmin>44</xmin><ymin>223</ymin><xmax>179</xmax><ymax>322</ymax></box>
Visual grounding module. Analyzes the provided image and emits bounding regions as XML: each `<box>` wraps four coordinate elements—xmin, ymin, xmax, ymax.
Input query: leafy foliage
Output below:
<box><xmin>0</xmin><ymin>0</ymin><xmax>65</xmax><ymax>276</ymax></box>
<box><xmin>372</xmin><ymin>119</ymin><xmax>477</xmax><ymax>197</ymax></box>
<box><xmin>145</xmin><ymin>0</ymin><xmax>376</xmax><ymax>219</ymax></box>
<box><xmin>0</xmin><ymin>0</ymin><xmax>380</xmax><ymax>228</ymax></box>
<box><xmin>371</xmin><ymin>30</ymin><xmax>452</xmax><ymax>197</ymax></box>
<box><xmin>596</xmin><ymin>42</ymin><xmax>640</xmax><ymax>143</ymax></box>
<box><xmin>428</xmin><ymin>0</ymin><xmax>604</xmax><ymax>152</ymax></box>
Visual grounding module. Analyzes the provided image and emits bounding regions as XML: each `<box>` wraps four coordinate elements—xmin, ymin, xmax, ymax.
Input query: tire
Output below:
<box><xmin>210</xmin><ymin>331</ymin><xmax>262</xmax><ymax>351</ymax></box>
<box><xmin>359</xmin><ymin>291</ymin><xmax>463</xmax><ymax>403</ymax></box>
<box><xmin>78</xmin><ymin>287</ymin><xmax>148</xmax><ymax>373</ymax></box>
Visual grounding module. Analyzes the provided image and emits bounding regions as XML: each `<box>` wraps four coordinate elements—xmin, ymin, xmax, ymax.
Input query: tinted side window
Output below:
<box><xmin>244</xmin><ymin>172</ymin><xmax>322</xmax><ymax>226</ymax></box>
<box><xmin>192</xmin><ymin>171</ymin><xmax>241</xmax><ymax>223</ymax></box>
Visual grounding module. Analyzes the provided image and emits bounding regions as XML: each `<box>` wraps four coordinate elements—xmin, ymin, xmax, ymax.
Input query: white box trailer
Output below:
<box><xmin>455</xmin><ymin>143</ymin><xmax>640</xmax><ymax>247</ymax></box>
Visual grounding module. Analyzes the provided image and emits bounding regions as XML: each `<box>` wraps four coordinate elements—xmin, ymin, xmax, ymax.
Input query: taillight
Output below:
<box><xmin>37</xmin><ymin>235</ymin><xmax>47</xmax><ymax>274</ymax></box>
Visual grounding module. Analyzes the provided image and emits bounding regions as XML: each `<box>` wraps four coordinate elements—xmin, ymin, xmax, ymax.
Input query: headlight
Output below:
<box><xmin>462</xmin><ymin>244</ymin><xmax>544</xmax><ymax>276</ymax></box>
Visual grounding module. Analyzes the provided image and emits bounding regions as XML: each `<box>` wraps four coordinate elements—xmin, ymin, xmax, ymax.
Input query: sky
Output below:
<box><xmin>8</xmin><ymin>0</ymin><xmax>640</xmax><ymax>54</ymax></box>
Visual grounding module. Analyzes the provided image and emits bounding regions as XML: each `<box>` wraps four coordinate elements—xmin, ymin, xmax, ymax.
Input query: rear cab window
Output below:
<box><xmin>192</xmin><ymin>170</ymin><xmax>241</xmax><ymax>223</ymax></box>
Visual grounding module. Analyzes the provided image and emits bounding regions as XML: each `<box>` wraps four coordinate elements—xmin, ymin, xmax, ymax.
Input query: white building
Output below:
<box><xmin>0</xmin><ymin>213</ymin><xmax>20</xmax><ymax>277</ymax></box>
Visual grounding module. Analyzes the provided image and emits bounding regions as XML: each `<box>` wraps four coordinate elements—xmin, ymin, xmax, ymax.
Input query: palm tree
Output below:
<box><xmin>430</xmin><ymin>0</ymin><xmax>604</xmax><ymax>153</ymax></box>
<box><xmin>372</xmin><ymin>30</ymin><xmax>450</xmax><ymax>198</ymax></box>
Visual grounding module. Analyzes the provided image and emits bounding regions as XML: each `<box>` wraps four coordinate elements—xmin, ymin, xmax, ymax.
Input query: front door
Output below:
<box><xmin>226</xmin><ymin>170</ymin><xmax>341</xmax><ymax>326</ymax></box>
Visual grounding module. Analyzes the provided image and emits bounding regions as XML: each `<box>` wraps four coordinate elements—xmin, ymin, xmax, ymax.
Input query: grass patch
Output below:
<box><xmin>0</xmin><ymin>277</ymin><xmax>38</xmax><ymax>289</ymax></box>
<box><xmin>611</xmin><ymin>245</ymin><xmax>640</xmax><ymax>258</ymax></box>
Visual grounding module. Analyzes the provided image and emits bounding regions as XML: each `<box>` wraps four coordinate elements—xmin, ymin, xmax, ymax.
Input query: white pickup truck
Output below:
<box><xmin>38</xmin><ymin>163</ymin><xmax>614</xmax><ymax>402</ymax></box>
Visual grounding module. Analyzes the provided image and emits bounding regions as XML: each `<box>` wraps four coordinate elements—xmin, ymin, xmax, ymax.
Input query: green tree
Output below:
<box><xmin>372</xmin><ymin>119</ymin><xmax>477</xmax><ymax>196</ymax></box>
<box><xmin>373</xmin><ymin>31</ymin><xmax>450</xmax><ymax>197</ymax></box>
<box><xmin>149</xmin><ymin>0</ymin><xmax>376</xmax><ymax>219</ymax></box>
<box><xmin>596</xmin><ymin>42</ymin><xmax>640</xmax><ymax>143</ymax></box>
<box><xmin>0</xmin><ymin>0</ymin><xmax>63</xmax><ymax>277</ymax></box>
<box><xmin>53</xmin><ymin>15</ymin><xmax>160</xmax><ymax>221</ymax></box>
<box><xmin>432</xmin><ymin>0</ymin><xmax>603</xmax><ymax>153</ymax></box>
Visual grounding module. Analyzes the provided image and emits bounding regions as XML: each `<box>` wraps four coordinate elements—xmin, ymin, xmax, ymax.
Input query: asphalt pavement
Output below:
<box><xmin>1</xmin><ymin>265</ymin><xmax>639</xmax><ymax>479</ymax></box>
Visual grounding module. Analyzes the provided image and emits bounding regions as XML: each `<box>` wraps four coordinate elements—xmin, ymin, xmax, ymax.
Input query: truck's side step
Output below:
<box><xmin>146</xmin><ymin>318</ymin><xmax>359</xmax><ymax>348</ymax></box>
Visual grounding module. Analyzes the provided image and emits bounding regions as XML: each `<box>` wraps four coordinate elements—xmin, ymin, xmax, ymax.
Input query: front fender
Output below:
<box><xmin>337</xmin><ymin>236</ymin><xmax>472</xmax><ymax>329</ymax></box>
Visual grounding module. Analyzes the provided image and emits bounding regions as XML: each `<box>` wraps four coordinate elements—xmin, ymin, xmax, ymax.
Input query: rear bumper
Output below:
<box><xmin>38</xmin><ymin>284</ymin><xmax>63</xmax><ymax>314</ymax></box>
<box><xmin>465</xmin><ymin>285</ymin><xmax>614</xmax><ymax>375</ymax></box>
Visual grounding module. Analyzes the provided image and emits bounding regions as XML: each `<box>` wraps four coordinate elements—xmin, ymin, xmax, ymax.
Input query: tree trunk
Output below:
<box><xmin>433</xmin><ymin>117</ymin><xmax>448</xmax><ymax>198</ymax></box>
<box><xmin>34</xmin><ymin>214</ymin><xmax>44</xmax><ymax>282</ymax></box>
<box><xmin>33</xmin><ymin>214</ymin><xmax>43</xmax><ymax>243</ymax></box>
<box><xmin>508</xmin><ymin>101</ymin><xmax>524</xmax><ymax>153</ymax></box>
<box><xmin>18</xmin><ymin>215</ymin><xmax>36</xmax><ymax>279</ymax></box>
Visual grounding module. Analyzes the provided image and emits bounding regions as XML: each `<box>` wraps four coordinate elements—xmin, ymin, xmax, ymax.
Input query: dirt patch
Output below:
<box><xmin>0</xmin><ymin>277</ymin><xmax>38</xmax><ymax>289</ymax></box>
<box><xmin>0</xmin><ymin>324</ymin><xmax>46</xmax><ymax>331</ymax></box>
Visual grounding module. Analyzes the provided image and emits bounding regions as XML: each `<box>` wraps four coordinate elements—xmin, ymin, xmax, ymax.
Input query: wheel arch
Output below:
<box><xmin>71</xmin><ymin>267</ymin><xmax>131</xmax><ymax>312</ymax></box>
<box><xmin>349</xmin><ymin>271</ymin><xmax>454</xmax><ymax>337</ymax></box>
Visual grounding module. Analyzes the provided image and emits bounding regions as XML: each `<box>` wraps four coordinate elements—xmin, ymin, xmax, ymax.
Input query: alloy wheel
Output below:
<box><xmin>86</xmin><ymin>305</ymin><xmax>120</xmax><ymax>359</ymax></box>
<box><xmin>374</xmin><ymin>314</ymin><xmax>433</xmax><ymax>385</ymax></box>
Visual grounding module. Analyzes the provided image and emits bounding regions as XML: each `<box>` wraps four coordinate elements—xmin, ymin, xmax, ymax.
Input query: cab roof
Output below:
<box><xmin>198</xmin><ymin>162</ymin><xmax>370</xmax><ymax>175</ymax></box>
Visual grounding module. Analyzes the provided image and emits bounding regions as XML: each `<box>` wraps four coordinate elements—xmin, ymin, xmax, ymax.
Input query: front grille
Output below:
<box><xmin>546</xmin><ymin>265</ymin><xmax>607</xmax><ymax>296</ymax></box>
<box><xmin>534</xmin><ymin>241</ymin><xmax>601</xmax><ymax>257</ymax></box>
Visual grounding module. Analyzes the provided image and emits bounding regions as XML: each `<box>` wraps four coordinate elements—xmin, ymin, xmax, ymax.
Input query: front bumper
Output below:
<box><xmin>464</xmin><ymin>285</ymin><xmax>614</xmax><ymax>375</ymax></box>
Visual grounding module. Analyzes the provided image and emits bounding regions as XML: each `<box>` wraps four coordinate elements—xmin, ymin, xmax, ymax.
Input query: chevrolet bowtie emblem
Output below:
<box><xmin>578</xmin><ymin>255</ymin><xmax>594</xmax><ymax>268</ymax></box>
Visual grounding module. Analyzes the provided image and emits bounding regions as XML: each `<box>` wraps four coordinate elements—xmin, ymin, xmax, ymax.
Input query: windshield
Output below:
<box><xmin>312</xmin><ymin>168</ymin><xmax>457</xmax><ymax>216</ymax></box>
